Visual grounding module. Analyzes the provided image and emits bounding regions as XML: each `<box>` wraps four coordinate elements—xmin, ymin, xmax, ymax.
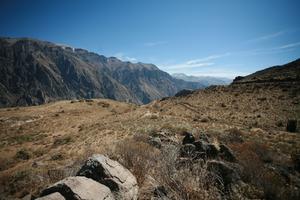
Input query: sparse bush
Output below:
<box><xmin>222</xmin><ymin>128</ymin><xmax>244</xmax><ymax>144</ymax></box>
<box><xmin>113</xmin><ymin>138</ymin><xmax>160</xmax><ymax>185</ymax></box>
<box><xmin>15</xmin><ymin>148</ymin><xmax>31</xmax><ymax>160</ymax></box>
<box><xmin>51</xmin><ymin>153</ymin><xmax>64</xmax><ymax>160</ymax></box>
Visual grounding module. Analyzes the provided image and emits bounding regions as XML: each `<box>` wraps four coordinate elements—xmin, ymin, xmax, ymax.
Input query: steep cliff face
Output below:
<box><xmin>0</xmin><ymin>37</ymin><xmax>203</xmax><ymax>107</ymax></box>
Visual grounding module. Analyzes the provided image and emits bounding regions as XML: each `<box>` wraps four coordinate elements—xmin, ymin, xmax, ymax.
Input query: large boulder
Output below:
<box><xmin>77</xmin><ymin>154</ymin><xmax>138</xmax><ymax>200</ymax></box>
<box><xmin>36</xmin><ymin>192</ymin><xmax>65</xmax><ymax>200</ymax></box>
<box><xmin>40</xmin><ymin>176</ymin><xmax>114</xmax><ymax>200</ymax></box>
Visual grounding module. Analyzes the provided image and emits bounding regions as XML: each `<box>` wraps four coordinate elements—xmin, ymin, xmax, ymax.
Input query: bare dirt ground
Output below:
<box><xmin>0</xmin><ymin>83</ymin><xmax>299</xmax><ymax>199</ymax></box>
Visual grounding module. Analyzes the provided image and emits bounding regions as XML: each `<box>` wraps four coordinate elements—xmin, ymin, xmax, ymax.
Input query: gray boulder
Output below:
<box><xmin>36</xmin><ymin>192</ymin><xmax>65</xmax><ymax>200</ymax></box>
<box><xmin>149</xmin><ymin>137</ymin><xmax>162</xmax><ymax>149</ymax></box>
<box><xmin>40</xmin><ymin>176</ymin><xmax>114</xmax><ymax>200</ymax></box>
<box><xmin>77</xmin><ymin>154</ymin><xmax>138</xmax><ymax>200</ymax></box>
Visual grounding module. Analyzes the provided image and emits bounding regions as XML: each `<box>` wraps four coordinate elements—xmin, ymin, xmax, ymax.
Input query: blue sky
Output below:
<box><xmin>0</xmin><ymin>0</ymin><xmax>300</xmax><ymax>78</ymax></box>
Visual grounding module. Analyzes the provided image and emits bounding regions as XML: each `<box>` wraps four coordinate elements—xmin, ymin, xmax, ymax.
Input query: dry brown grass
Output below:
<box><xmin>0</xmin><ymin>82</ymin><xmax>299</xmax><ymax>199</ymax></box>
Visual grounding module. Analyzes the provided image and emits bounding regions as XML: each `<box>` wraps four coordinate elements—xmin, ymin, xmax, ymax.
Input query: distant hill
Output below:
<box><xmin>172</xmin><ymin>73</ymin><xmax>232</xmax><ymax>86</ymax></box>
<box><xmin>232</xmin><ymin>59</ymin><xmax>300</xmax><ymax>84</ymax></box>
<box><xmin>0</xmin><ymin>37</ymin><xmax>203</xmax><ymax>107</ymax></box>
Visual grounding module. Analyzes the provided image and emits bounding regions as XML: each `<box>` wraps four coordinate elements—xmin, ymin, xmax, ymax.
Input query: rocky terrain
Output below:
<box><xmin>0</xmin><ymin>37</ymin><xmax>203</xmax><ymax>107</ymax></box>
<box><xmin>0</xmin><ymin>58</ymin><xmax>299</xmax><ymax>199</ymax></box>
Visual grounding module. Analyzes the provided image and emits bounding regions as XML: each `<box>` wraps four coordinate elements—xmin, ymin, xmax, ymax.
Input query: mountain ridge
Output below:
<box><xmin>0</xmin><ymin>37</ymin><xmax>204</xmax><ymax>107</ymax></box>
<box><xmin>172</xmin><ymin>73</ymin><xmax>232</xmax><ymax>86</ymax></box>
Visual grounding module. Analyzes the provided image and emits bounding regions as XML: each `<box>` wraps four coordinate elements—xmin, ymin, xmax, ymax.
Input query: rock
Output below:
<box><xmin>219</xmin><ymin>144</ymin><xmax>237</xmax><ymax>162</ymax></box>
<box><xmin>207</xmin><ymin>160</ymin><xmax>240</xmax><ymax>187</ymax></box>
<box><xmin>149</xmin><ymin>137</ymin><xmax>162</xmax><ymax>149</ymax></box>
<box><xmin>180</xmin><ymin>144</ymin><xmax>196</xmax><ymax>157</ymax></box>
<box><xmin>36</xmin><ymin>192</ymin><xmax>65</xmax><ymax>200</ymax></box>
<box><xmin>77</xmin><ymin>154</ymin><xmax>138</xmax><ymax>200</ymax></box>
<box><xmin>40</xmin><ymin>176</ymin><xmax>114</xmax><ymax>200</ymax></box>
<box><xmin>193</xmin><ymin>140</ymin><xmax>209</xmax><ymax>152</ymax></box>
<box><xmin>287</xmin><ymin>120</ymin><xmax>297</xmax><ymax>132</ymax></box>
<box><xmin>153</xmin><ymin>185</ymin><xmax>168</xmax><ymax>198</ymax></box>
<box><xmin>182</xmin><ymin>132</ymin><xmax>195</xmax><ymax>145</ymax></box>
<box><xmin>206</xmin><ymin>144</ymin><xmax>219</xmax><ymax>158</ymax></box>
<box><xmin>291</xmin><ymin>153</ymin><xmax>300</xmax><ymax>172</ymax></box>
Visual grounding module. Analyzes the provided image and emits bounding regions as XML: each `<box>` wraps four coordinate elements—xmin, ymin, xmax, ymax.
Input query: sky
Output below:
<box><xmin>0</xmin><ymin>0</ymin><xmax>300</xmax><ymax>78</ymax></box>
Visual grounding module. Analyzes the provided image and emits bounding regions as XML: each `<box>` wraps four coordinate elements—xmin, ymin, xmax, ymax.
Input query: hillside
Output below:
<box><xmin>0</xmin><ymin>37</ymin><xmax>203</xmax><ymax>107</ymax></box>
<box><xmin>0</xmin><ymin>59</ymin><xmax>299</xmax><ymax>199</ymax></box>
<box><xmin>232</xmin><ymin>58</ymin><xmax>300</xmax><ymax>83</ymax></box>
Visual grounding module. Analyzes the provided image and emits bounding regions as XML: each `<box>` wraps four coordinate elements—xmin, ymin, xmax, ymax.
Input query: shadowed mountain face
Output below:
<box><xmin>0</xmin><ymin>38</ymin><xmax>203</xmax><ymax>107</ymax></box>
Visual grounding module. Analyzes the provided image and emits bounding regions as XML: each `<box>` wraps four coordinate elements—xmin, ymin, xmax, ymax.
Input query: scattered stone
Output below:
<box><xmin>207</xmin><ymin>160</ymin><xmax>240</xmax><ymax>187</ymax></box>
<box><xmin>40</xmin><ymin>176</ymin><xmax>114</xmax><ymax>200</ymax></box>
<box><xmin>153</xmin><ymin>186</ymin><xmax>168</xmax><ymax>197</ymax></box>
<box><xmin>77</xmin><ymin>154</ymin><xmax>138</xmax><ymax>200</ymax></box>
<box><xmin>200</xmin><ymin>117</ymin><xmax>209</xmax><ymax>123</ymax></box>
<box><xmin>182</xmin><ymin>132</ymin><xmax>195</xmax><ymax>145</ymax></box>
<box><xmin>291</xmin><ymin>153</ymin><xmax>300</xmax><ymax>172</ymax></box>
<box><xmin>287</xmin><ymin>120</ymin><xmax>297</xmax><ymax>132</ymax></box>
<box><xmin>149</xmin><ymin>137</ymin><xmax>162</xmax><ymax>149</ymax></box>
<box><xmin>219</xmin><ymin>144</ymin><xmax>237</xmax><ymax>162</ymax></box>
<box><xmin>180</xmin><ymin>144</ymin><xmax>196</xmax><ymax>157</ymax></box>
<box><xmin>36</xmin><ymin>192</ymin><xmax>65</xmax><ymax>200</ymax></box>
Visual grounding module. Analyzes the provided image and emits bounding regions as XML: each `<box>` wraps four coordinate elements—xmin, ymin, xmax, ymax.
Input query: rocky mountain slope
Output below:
<box><xmin>0</xmin><ymin>37</ymin><xmax>203</xmax><ymax>107</ymax></box>
<box><xmin>172</xmin><ymin>73</ymin><xmax>232</xmax><ymax>86</ymax></box>
<box><xmin>232</xmin><ymin>58</ymin><xmax>300</xmax><ymax>83</ymax></box>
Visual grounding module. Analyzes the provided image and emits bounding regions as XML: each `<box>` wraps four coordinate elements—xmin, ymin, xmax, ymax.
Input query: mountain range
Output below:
<box><xmin>172</xmin><ymin>73</ymin><xmax>232</xmax><ymax>86</ymax></box>
<box><xmin>0</xmin><ymin>37</ymin><xmax>204</xmax><ymax>107</ymax></box>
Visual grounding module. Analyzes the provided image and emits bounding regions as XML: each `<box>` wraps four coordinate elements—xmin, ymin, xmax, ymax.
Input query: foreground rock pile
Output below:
<box><xmin>36</xmin><ymin>155</ymin><xmax>138</xmax><ymax>200</ymax></box>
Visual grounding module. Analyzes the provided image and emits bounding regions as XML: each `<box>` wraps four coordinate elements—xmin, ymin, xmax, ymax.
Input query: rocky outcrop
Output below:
<box><xmin>38</xmin><ymin>155</ymin><xmax>138</xmax><ymax>200</ymax></box>
<box><xmin>77</xmin><ymin>154</ymin><xmax>138</xmax><ymax>200</ymax></box>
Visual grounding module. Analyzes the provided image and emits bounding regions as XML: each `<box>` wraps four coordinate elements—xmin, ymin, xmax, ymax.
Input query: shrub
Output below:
<box><xmin>51</xmin><ymin>153</ymin><xmax>64</xmax><ymax>160</ymax></box>
<box><xmin>113</xmin><ymin>138</ymin><xmax>160</xmax><ymax>185</ymax></box>
<box><xmin>15</xmin><ymin>148</ymin><xmax>31</xmax><ymax>160</ymax></box>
